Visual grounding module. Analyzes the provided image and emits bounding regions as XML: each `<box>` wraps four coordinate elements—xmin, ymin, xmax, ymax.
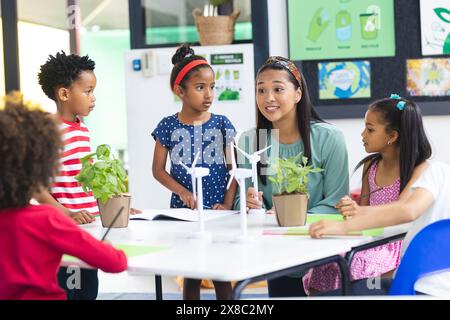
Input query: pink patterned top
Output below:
<box><xmin>368</xmin><ymin>162</ymin><xmax>400</xmax><ymax>206</ymax></box>
<box><xmin>303</xmin><ymin>161</ymin><xmax>403</xmax><ymax>294</ymax></box>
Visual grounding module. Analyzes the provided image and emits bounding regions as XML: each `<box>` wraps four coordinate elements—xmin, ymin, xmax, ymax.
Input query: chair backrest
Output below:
<box><xmin>389</xmin><ymin>219</ymin><xmax>450</xmax><ymax>295</ymax></box>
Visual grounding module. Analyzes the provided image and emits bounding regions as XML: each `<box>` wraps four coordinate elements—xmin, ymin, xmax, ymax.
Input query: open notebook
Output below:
<box><xmin>131</xmin><ymin>209</ymin><xmax>238</xmax><ymax>222</ymax></box>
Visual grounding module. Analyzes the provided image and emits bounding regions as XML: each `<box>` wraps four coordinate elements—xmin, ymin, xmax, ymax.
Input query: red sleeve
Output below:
<box><xmin>46</xmin><ymin>210</ymin><xmax>127</xmax><ymax>273</ymax></box>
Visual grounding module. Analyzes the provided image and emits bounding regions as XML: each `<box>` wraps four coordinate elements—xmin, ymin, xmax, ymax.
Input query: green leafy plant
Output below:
<box><xmin>75</xmin><ymin>144</ymin><xmax>128</xmax><ymax>204</ymax></box>
<box><xmin>210</xmin><ymin>0</ymin><xmax>229</xmax><ymax>6</ymax></box>
<box><xmin>268</xmin><ymin>153</ymin><xmax>323</xmax><ymax>196</ymax></box>
<box><xmin>204</xmin><ymin>0</ymin><xmax>230</xmax><ymax>16</ymax></box>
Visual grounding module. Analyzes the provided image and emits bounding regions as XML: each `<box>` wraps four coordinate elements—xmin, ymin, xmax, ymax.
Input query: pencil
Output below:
<box><xmin>101</xmin><ymin>206</ymin><xmax>125</xmax><ymax>241</ymax></box>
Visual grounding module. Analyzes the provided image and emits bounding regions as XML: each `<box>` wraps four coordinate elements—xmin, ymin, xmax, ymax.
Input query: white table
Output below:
<box><xmin>71</xmin><ymin>213</ymin><xmax>410</xmax><ymax>299</ymax></box>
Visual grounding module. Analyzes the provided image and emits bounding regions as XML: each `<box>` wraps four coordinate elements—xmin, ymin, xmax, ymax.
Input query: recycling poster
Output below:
<box><xmin>420</xmin><ymin>0</ymin><xmax>450</xmax><ymax>56</ymax></box>
<box><xmin>319</xmin><ymin>60</ymin><xmax>371</xmax><ymax>99</ymax></box>
<box><xmin>210</xmin><ymin>53</ymin><xmax>244</xmax><ymax>102</ymax></box>
<box><xmin>288</xmin><ymin>0</ymin><xmax>396</xmax><ymax>60</ymax></box>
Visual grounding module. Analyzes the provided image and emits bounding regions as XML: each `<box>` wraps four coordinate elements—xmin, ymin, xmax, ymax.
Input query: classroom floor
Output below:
<box><xmin>97</xmin><ymin>271</ymin><xmax>269</xmax><ymax>300</ymax></box>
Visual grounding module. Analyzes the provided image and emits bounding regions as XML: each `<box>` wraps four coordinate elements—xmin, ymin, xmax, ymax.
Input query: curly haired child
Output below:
<box><xmin>0</xmin><ymin>92</ymin><xmax>127</xmax><ymax>300</ymax></box>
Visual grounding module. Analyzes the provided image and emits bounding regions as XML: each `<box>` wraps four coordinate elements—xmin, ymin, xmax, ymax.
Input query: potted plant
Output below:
<box><xmin>193</xmin><ymin>0</ymin><xmax>240</xmax><ymax>46</ymax></box>
<box><xmin>269</xmin><ymin>154</ymin><xmax>323</xmax><ymax>227</ymax></box>
<box><xmin>76</xmin><ymin>144</ymin><xmax>130</xmax><ymax>228</ymax></box>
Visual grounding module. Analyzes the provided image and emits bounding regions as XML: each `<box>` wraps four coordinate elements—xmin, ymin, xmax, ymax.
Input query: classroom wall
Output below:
<box><xmin>267</xmin><ymin>0</ymin><xmax>450</xmax><ymax>189</ymax></box>
<box><xmin>82</xmin><ymin>30</ymin><xmax>130</xmax><ymax>158</ymax></box>
<box><xmin>7</xmin><ymin>21</ymin><xmax>70</xmax><ymax>112</ymax></box>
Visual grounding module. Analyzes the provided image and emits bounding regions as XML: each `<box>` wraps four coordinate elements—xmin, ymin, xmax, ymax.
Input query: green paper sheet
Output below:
<box><xmin>306</xmin><ymin>214</ymin><xmax>384</xmax><ymax>236</ymax></box>
<box><xmin>114</xmin><ymin>244</ymin><xmax>169</xmax><ymax>257</ymax></box>
<box><xmin>263</xmin><ymin>214</ymin><xmax>384</xmax><ymax>237</ymax></box>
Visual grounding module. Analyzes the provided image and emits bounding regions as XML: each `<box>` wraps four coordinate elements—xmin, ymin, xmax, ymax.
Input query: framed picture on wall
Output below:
<box><xmin>318</xmin><ymin>60</ymin><xmax>371</xmax><ymax>100</ymax></box>
<box><xmin>420</xmin><ymin>0</ymin><xmax>450</xmax><ymax>56</ymax></box>
<box><xmin>287</xmin><ymin>0</ymin><xmax>396</xmax><ymax>61</ymax></box>
<box><xmin>406</xmin><ymin>58</ymin><xmax>450</xmax><ymax>97</ymax></box>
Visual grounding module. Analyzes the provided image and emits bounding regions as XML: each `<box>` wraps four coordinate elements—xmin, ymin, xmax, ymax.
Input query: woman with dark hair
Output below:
<box><xmin>234</xmin><ymin>56</ymin><xmax>349</xmax><ymax>297</ymax></box>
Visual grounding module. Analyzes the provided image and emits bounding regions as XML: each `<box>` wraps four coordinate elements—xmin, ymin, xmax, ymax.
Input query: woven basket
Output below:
<box><xmin>193</xmin><ymin>9</ymin><xmax>240</xmax><ymax>46</ymax></box>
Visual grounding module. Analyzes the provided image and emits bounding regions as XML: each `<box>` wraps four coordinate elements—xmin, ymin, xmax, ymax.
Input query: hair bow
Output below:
<box><xmin>396</xmin><ymin>101</ymin><xmax>406</xmax><ymax>111</ymax></box>
<box><xmin>390</xmin><ymin>93</ymin><xmax>406</xmax><ymax>111</ymax></box>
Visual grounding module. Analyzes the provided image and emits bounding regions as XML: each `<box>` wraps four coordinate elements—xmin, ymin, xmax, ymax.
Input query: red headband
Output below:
<box><xmin>173</xmin><ymin>60</ymin><xmax>209</xmax><ymax>91</ymax></box>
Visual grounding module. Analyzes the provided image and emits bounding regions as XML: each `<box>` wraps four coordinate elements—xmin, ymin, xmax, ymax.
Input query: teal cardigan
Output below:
<box><xmin>233</xmin><ymin>122</ymin><xmax>349</xmax><ymax>214</ymax></box>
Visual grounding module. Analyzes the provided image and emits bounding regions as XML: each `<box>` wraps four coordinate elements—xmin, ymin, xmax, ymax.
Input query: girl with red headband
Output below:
<box><xmin>151</xmin><ymin>44</ymin><xmax>237</xmax><ymax>300</ymax></box>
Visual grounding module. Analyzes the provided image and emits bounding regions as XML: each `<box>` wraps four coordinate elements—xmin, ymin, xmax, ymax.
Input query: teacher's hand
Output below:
<box><xmin>246</xmin><ymin>187</ymin><xmax>263</xmax><ymax>209</ymax></box>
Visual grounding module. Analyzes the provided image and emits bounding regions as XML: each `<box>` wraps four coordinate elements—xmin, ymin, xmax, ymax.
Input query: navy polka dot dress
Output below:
<box><xmin>151</xmin><ymin>113</ymin><xmax>236</xmax><ymax>209</ymax></box>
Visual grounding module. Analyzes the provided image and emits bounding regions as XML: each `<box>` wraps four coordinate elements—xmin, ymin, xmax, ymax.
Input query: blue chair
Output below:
<box><xmin>389</xmin><ymin>219</ymin><xmax>450</xmax><ymax>295</ymax></box>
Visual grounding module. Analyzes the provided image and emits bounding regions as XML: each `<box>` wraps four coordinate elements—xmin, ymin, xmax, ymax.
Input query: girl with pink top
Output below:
<box><xmin>303</xmin><ymin>94</ymin><xmax>432</xmax><ymax>295</ymax></box>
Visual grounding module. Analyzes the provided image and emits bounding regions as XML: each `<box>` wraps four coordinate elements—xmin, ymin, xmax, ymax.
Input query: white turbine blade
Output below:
<box><xmin>234</xmin><ymin>176</ymin><xmax>242</xmax><ymax>188</ymax></box>
<box><xmin>192</xmin><ymin>176</ymin><xmax>196</xmax><ymax>201</ymax></box>
<box><xmin>256</xmin><ymin>145</ymin><xmax>272</xmax><ymax>155</ymax></box>
<box><xmin>230</xmin><ymin>144</ymin><xmax>237</xmax><ymax>170</ymax></box>
<box><xmin>252</xmin><ymin>165</ymin><xmax>258</xmax><ymax>184</ymax></box>
<box><xmin>179</xmin><ymin>161</ymin><xmax>190</xmax><ymax>172</ymax></box>
<box><xmin>192</xmin><ymin>152</ymin><xmax>200</xmax><ymax>167</ymax></box>
<box><xmin>235</xmin><ymin>145</ymin><xmax>252</xmax><ymax>159</ymax></box>
<box><xmin>234</xmin><ymin>130</ymin><xmax>243</xmax><ymax>146</ymax></box>
<box><xmin>227</xmin><ymin>174</ymin><xmax>234</xmax><ymax>190</ymax></box>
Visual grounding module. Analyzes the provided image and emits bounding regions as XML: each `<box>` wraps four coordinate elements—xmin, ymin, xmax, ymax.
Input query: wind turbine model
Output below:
<box><xmin>179</xmin><ymin>152</ymin><xmax>211</xmax><ymax>240</ymax></box>
<box><xmin>234</xmin><ymin>144</ymin><xmax>272</xmax><ymax>214</ymax></box>
<box><xmin>227</xmin><ymin>142</ymin><xmax>253</xmax><ymax>242</ymax></box>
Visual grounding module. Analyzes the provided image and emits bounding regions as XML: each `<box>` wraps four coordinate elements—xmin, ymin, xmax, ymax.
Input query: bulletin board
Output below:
<box><xmin>287</xmin><ymin>0</ymin><xmax>450</xmax><ymax>119</ymax></box>
<box><xmin>288</xmin><ymin>0</ymin><xmax>396</xmax><ymax>61</ymax></box>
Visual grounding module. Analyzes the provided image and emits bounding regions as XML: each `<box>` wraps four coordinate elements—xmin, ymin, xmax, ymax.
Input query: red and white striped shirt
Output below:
<box><xmin>50</xmin><ymin>118</ymin><xmax>99</xmax><ymax>216</ymax></box>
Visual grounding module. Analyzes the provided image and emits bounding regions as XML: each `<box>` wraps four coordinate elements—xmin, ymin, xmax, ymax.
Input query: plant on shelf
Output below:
<box><xmin>204</xmin><ymin>0</ymin><xmax>230</xmax><ymax>16</ymax></box>
<box><xmin>269</xmin><ymin>154</ymin><xmax>323</xmax><ymax>227</ymax></box>
<box><xmin>76</xmin><ymin>144</ymin><xmax>130</xmax><ymax>228</ymax></box>
<box><xmin>193</xmin><ymin>0</ymin><xmax>240</xmax><ymax>46</ymax></box>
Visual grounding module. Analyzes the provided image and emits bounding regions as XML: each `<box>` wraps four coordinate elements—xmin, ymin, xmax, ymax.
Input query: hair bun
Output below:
<box><xmin>172</xmin><ymin>44</ymin><xmax>195</xmax><ymax>65</ymax></box>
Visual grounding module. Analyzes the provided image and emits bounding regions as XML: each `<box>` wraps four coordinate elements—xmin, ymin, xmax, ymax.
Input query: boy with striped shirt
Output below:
<box><xmin>33</xmin><ymin>52</ymin><xmax>99</xmax><ymax>299</ymax></box>
<box><xmin>51</xmin><ymin>118</ymin><xmax>99</xmax><ymax>217</ymax></box>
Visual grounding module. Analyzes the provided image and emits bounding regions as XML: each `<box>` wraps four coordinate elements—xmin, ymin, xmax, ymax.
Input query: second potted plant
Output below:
<box><xmin>76</xmin><ymin>144</ymin><xmax>130</xmax><ymax>228</ymax></box>
<box><xmin>269</xmin><ymin>154</ymin><xmax>323</xmax><ymax>227</ymax></box>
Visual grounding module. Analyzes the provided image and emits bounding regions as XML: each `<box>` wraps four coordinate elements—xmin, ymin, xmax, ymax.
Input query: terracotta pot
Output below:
<box><xmin>97</xmin><ymin>195</ymin><xmax>131</xmax><ymax>228</ymax></box>
<box><xmin>272</xmin><ymin>193</ymin><xmax>308</xmax><ymax>227</ymax></box>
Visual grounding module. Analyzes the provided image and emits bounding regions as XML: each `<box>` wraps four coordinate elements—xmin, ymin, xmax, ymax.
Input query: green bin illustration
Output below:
<box><xmin>336</xmin><ymin>8</ymin><xmax>352</xmax><ymax>41</ymax></box>
<box><xmin>307</xmin><ymin>7</ymin><xmax>330</xmax><ymax>42</ymax></box>
<box><xmin>360</xmin><ymin>13</ymin><xmax>378</xmax><ymax>40</ymax></box>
